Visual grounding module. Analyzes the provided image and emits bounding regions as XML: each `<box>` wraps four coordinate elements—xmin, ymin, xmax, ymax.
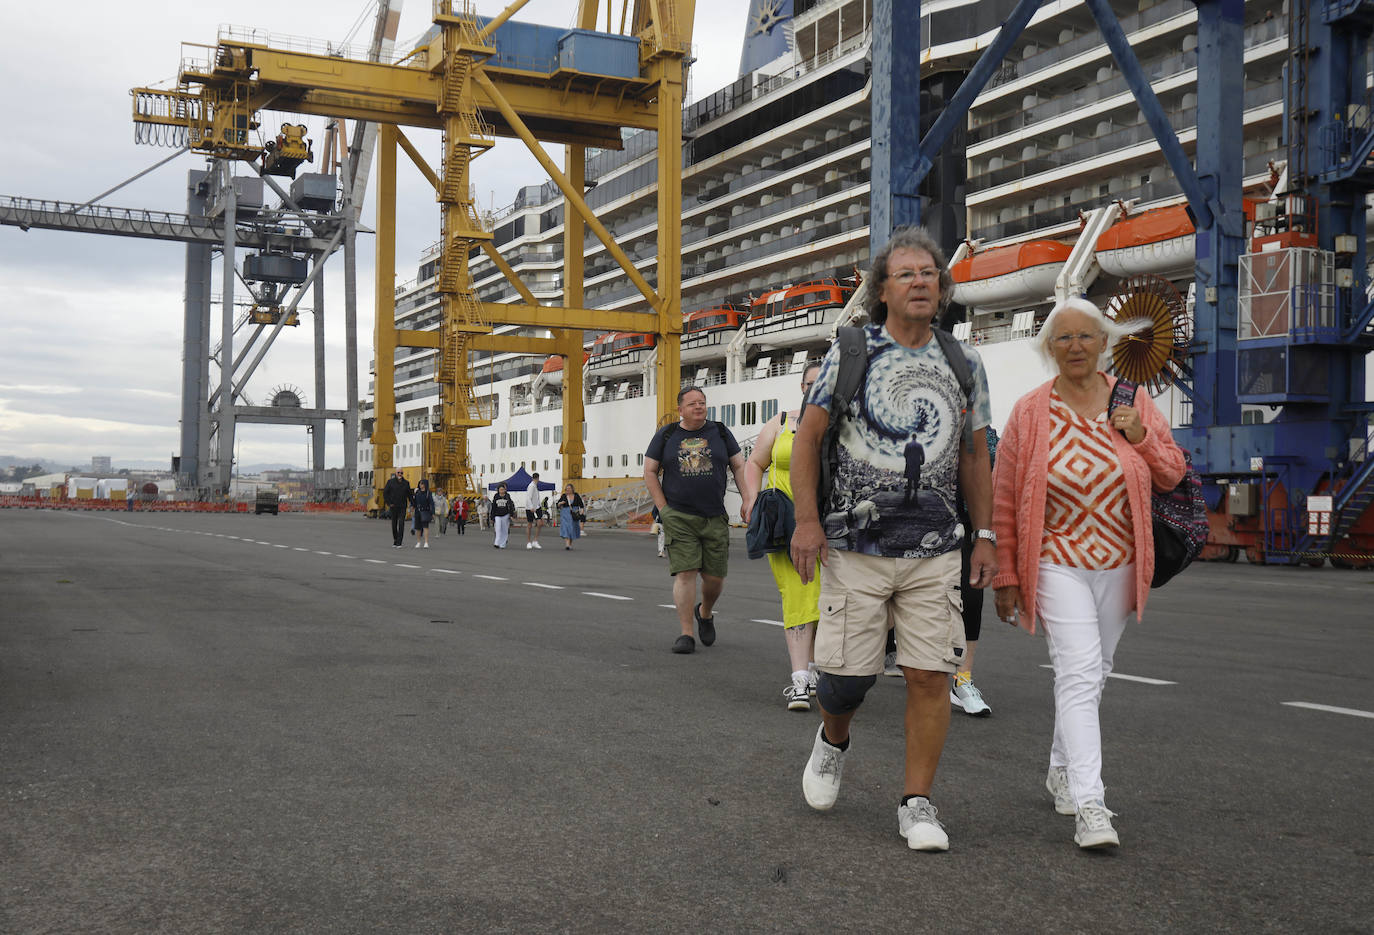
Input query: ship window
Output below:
<box><xmin>593</xmin><ymin>457</ymin><xmax>600</xmax><ymax>468</ymax></box>
<box><xmin>622</xmin><ymin>454</ymin><xmax>629</xmax><ymax>467</ymax></box>
<box><xmin>762</xmin><ymin>399</ymin><xmax>779</xmax><ymax>422</ymax></box>
<box><xmin>544</xmin><ymin>460</ymin><xmax>550</xmax><ymax>470</ymax></box>
<box><xmin>741</xmin><ymin>401</ymin><xmax>757</xmax><ymax>425</ymax></box>
<box><xmin>520</xmin><ymin>430</ymin><xmax>529</xmax><ymax>447</ymax></box>
<box><xmin>721</xmin><ymin>404</ymin><xmax>736</xmax><ymax>427</ymax></box>
<box><xmin>555</xmin><ymin>426</ymin><xmax>563</xmax><ymax>442</ymax></box>
<box><xmin>637</xmin><ymin>453</ymin><xmax>644</xmax><ymax>466</ymax></box>
<box><xmin>509</xmin><ymin>431</ymin><xmax>518</xmax><ymax>447</ymax></box>
<box><xmin>707</xmin><ymin>406</ymin><xmax>716</xmax><ymax>420</ymax></box>
<box><xmin>543</xmin><ymin>427</ymin><xmax>550</xmax><ymax>444</ymax></box>
<box><xmin>490</xmin><ymin>433</ymin><xmax>497</xmax><ymax>449</ymax></box>
<box><xmin>582</xmin><ymin>424</ymin><xmax>588</xmax><ymax>440</ymax></box>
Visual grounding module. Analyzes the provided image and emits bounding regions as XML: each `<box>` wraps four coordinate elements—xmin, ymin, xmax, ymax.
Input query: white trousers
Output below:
<box><xmin>1037</xmin><ymin>561</ymin><xmax>1134</xmax><ymax>808</ymax></box>
<box><xmin>494</xmin><ymin>515</ymin><xmax>511</xmax><ymax>548</ymax></box>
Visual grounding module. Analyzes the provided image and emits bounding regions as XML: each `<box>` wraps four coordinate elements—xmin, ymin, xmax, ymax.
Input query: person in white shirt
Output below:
<box><xmin>525</xmin><ymin>472</ymin><xmax>545</xmax><ymax>549</ymax></box>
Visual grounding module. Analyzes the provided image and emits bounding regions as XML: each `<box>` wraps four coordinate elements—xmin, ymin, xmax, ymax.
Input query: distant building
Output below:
<box><xmin>92</xmin><ymin>456</ymin><xmax>112</xmax><ymax>473</ymax></box>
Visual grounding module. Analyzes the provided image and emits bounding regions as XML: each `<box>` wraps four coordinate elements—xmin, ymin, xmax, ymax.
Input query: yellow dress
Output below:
<box><xmin>766</xmin><ymin>415</ymin><xmax>821</xmax><ymax>628</ymax></box>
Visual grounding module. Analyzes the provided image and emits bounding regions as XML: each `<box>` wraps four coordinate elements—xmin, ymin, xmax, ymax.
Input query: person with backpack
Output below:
<box><xmin>990</xmin><ymin>296</ymin><xmax>1185</xmax><ymax>850</ymax></box>
<box><xmin>644</xmin><ymin>385</ymin><xmax>749</xmax><ymax>655</ymax></box>
<box><xmin>788</xmin><ymin>226</ymin><xmax>998</xmax><ymax>853</ymax></box>
<box><xmin>382</xmin><ymin>469</ymin><xmax>411</xmax><ymax>549</ymax></box>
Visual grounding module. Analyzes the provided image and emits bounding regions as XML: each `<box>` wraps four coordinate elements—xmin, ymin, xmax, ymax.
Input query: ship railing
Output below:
<box><xmin>216</xmin><ymin>24</ymin><xmax>425</xmax><ymax>68</ymax></box>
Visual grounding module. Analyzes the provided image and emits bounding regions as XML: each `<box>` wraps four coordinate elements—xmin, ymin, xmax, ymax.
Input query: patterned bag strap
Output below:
<box><xmin>1109</xmin><ymin>377</ymin><xmax>1137</xmax><ymax>432</ymax></box>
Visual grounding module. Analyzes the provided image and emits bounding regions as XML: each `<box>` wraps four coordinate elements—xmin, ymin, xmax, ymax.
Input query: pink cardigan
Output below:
<box><xmin>990</xmin><ymin>374</ymin><xmax>1186</xmax><ymax>634</ymax></box>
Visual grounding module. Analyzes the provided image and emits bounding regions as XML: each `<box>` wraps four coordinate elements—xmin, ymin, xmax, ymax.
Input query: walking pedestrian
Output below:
<box><xmin>412</xmin><ymin>479</ymin><xmax>435</xmax><ymax>549</ymax></box>
<box><xmin>789</xmin><ymin>226</ymin><xmax>998</xmax><ymax>852</ymax></box>
<box><xmin>455</xmin><ymin>496</ymin><xmax>469</xmax><ymax>534</ymax></box>
<box><xmin>556</xmin><ymin>483</ymin><xmax>585</xmax><ymax>550</ymax></box>
<box><xmin>525</xmin><ymin>472</ymin><xmax>545</xmax><ymax>550</ymax></box>
<box><xmin>477</xmin><ymin>494</ymin><xmax>490</xmax><ymax>531</ymax></box>
<box><xmin>434</xmin><ymin>488</ymin><xmax>450</xmax><ymax>535</ymax></box>
<box><xmin>491</xmin><ymin>483</ymin><xmax>515</xmax><ymax>549</ymax></box>
<box><xmin>992</xmin><ymin>297</ymin><xmax>1184</xmax><ymax>850</ymax></box>
<box><xmin>743</xmin><ymin>362</ymin><xmax>823</xmax><ymax>712</ymax></box>
<box><xmin>644</xmin><ymin>385</ymin><xmax>749</xmax><ymax>654</ymax></box>
<box><xmin>383</xmin><ymin>469</ymin><xmax>411</xmax><ymax>548</ymax></box>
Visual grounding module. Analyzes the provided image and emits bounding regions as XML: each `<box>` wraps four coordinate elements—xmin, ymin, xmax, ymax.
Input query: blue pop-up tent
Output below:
<box><xmin>488</xmin><ymin>466</ymin><xmax>556</xmax><ymax>493</ymax></box>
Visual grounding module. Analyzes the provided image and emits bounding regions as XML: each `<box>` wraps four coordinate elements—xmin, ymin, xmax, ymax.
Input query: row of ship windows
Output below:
<box><xmin>476</xmin><ymin>454</ymin><xmax>646</xmax><ymax>477</ymax></box>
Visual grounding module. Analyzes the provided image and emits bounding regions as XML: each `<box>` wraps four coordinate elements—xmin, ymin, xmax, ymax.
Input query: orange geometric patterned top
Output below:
<box><xmin>1039</xmin><ymin>392</ymin><xmax>1136</xmax><ymax>569</ymax></box>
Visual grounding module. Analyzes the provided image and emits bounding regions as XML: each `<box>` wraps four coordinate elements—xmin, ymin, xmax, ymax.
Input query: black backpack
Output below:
<box><xmin>814</xmin><ymin>325</ymin><xmax>975</xmax><ymax>512</ymax></box>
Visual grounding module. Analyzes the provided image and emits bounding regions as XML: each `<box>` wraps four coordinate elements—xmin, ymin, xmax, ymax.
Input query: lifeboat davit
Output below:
<box><xmin>951</xmin><ymin>240</ymin><xmax>1071</xmax><ymax>308</ymax></box>
<box><xmin>1095</xmin><ymin>204</ymin><xmax>1195</xmax><ymax>278</ymax></box>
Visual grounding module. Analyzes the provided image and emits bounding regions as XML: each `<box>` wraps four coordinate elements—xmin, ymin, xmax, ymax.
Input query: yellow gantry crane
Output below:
<box><xmin>131</xmin><ymin>0</ymin><xmax>694</xmax><ymax>501</ymax></box>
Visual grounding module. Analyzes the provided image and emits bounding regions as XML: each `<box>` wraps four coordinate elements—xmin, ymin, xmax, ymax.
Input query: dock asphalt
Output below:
<box><xmin>2</xmin><ymin>509</ymin><xmax>1372</xmax><ymax>934</ymax></box>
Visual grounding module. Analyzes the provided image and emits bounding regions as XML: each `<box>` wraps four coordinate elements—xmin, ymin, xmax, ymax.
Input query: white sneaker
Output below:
<box><xmin>1074</xmin><ymin>800</ymin><xmax>1119</xmax><ymax>849</ymax></box>
<box><xmin>422</xmin><ymin>542</ymin><xmax>429</xmax><ymax>549</ymax></box>
<box><xmin>1046</xmin><ymin>766</ymin><xmax>1075</xmax><ymax>815</ymax></box>
<box><xmin>883</xmin><ymin>651</ymin><xmax>901</xmax><ymax>677</ymax></box>
<box><xmin>898</xmin><ymin>797</ymin><xmax>950</xmax><ymax>852</ymax></box>
<box><xmin>807</xmin><ymin>669</ymin><xmax>818</xmax><ymax>697</ymax></box>
<box><xmin>414</xmin><ymin>541</ymin><xmax>421</xmax><ymax>549</ymax></box>
<box><xmin>784</xmin><ymin>674</ymin><xmax>811</xmax><ymax>712</ymax></box>
<box><xmin>950</xmin><ymin>675</ymin><xmax>991</xmax><ymax>716</ymax></box>
<box><xmin>526</xmin><ymin>542</ymin><xmax>533</xmax><ymax>549</ymax></box>
<box><xmin>802</xmin><ymin>724</ymin><xmax>846</xmax><ymax>811</ymax></box>
<box><xmin>533</xmin><ymin>541</ymin><xmax>542</xmax><ymax>549</ymax></box>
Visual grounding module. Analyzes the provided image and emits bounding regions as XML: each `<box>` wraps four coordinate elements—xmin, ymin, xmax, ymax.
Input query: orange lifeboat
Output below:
<box><xmin>1095</xmin><ymin>204</ymin><xmax>1195</xmax><ymax>278</ymax></box>
<box><xmin>950</xmin><ymin>240</ymin><xmax>1071</xmax><ymax>308</ymax></box>
<box><xmin>540</xmin><ymin>355</ymin><xmax>565</xmax><ymax>387</ymax></box>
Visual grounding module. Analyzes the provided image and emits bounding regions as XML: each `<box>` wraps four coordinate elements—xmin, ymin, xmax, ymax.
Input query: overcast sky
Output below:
<box><xmin>0</xmin><ymin>0</ymin><xmax>749</xmax><ymax>470</ymax></box>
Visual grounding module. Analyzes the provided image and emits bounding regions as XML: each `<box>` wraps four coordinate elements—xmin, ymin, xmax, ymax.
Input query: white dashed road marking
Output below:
<box><xmin>525</xmin><ymin>582</ymin><xmax>564</xmax><ymax>589</ymax></box>
<box><xmin>395</xmin><ymin>563</ymin><xmax>421</xmax><ymax>569</ymax></box>
<box><xmin>753</xmin><ymin>619</ymin><xmax>785</xmax><ymax>627</ymax></box>
<box><xmin>363</xmin><ymin>559</ymin><xmax>387</xmax><ymax>564</ymax></box>
<box><xmin>431</xmin><ymin>568</ymin><xmax>460</xmax><ymax>575</ymax></box>
<box><xmin>1039</xmin><ymin>664</ymin><xmax>1176</xmax><ymax>685</ymax></box>
<box><xmin>1282</xmin><ymin>702</ymin><xmax>1374</xmax><ymax>720</ymax></box>
<box><xmin>473</xmin><ymin>574</ymin><xmax>507</xmax><ymax>581</ymax></box>
<box><xmin>584</xmin><ymin>592</ymin><xmax>632</xmax><ymax>601</ymax></box>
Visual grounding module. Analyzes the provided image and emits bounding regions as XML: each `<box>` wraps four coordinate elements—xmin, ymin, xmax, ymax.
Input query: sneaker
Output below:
<box><xmin>784</xmin><ymin>675</ymin><xmax>811</xmax><ymax>712</ymax></box>
<box><xmin>1046</xmin><ymin>766</ymin><xmax>1075</xmax><ymax>816</ymax></box>
<box><xmin>950</xmin><ymin>674</ymin><xmax>991</xmax><ymax>716</ymax></box>
<box><xmin>533</xmin><ymin>541</ymin><xmax>542</xmax><ymax>549</ymax></box>
<box><xmin>807</xmin><ymin>670</ymin><xmax>818</xmax><ymax>697</ymax></box>
<box><xmin>1074</xmin><ymin>800</ymin><xmax>1119</xmax><ymax>849</ymax></box>
<box><xmin>526</xmin><ymin>542</ymin><xmax>533</xmax><ymax>550</ymax></box>
<box><xmin>671</xmin><ymin>634</ymin><xmax>696</xmax><ymax>654</ymax></box>
<box><xmin>694</xmin><ymin>603</ymin><xmax>716</xmax><ymax>647</ymax></box>
<box><xmin>802</xmin><ymin>724</ymin><xmax>846</xmax><ymax>811</ymax></box>
<box><xmin>422</xmin><ymin>542</ymin><xmax>429</xmax><ymax>549</ymax></box>
<box><xmin>883</xmin><ymin>651</ymin><xmax>901</xmax><ymax>677</ymax></box>
<box><xmin>414</xmin><ymin>541</ymin><xmax>421</xmax><ymax>548</ymax></box>
<box><xmin>898</xmin><ymin>797</ymin><xmax>950</xmax><ymax>852</ymax></box>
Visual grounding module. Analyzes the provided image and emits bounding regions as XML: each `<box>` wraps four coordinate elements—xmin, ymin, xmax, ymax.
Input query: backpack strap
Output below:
<box><xmin>932</xmin><ymin>327</ymin><xmax>974</xmax><ymax>402</ymax></box>
<box><xmin>932</xmin><ymin>326</ymin><xmax>976</xmax><ymax>449</ymax></box>
<box><xmin>830</xmin><ymin>326</ymin><xmax>870</xmax><ymax>424</ymax></box>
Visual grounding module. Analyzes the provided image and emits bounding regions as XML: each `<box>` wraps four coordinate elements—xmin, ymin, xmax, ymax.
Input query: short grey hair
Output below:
<box><xmin>677</xmin><ymin>385</ymin><xmax>705</xmax><ymax>404</ymax></box>
<box><xmin>864</xmin><ymin>226</ymin><xmax>956</xmax><ymax>325</ymax></box>
<box><xmin>1034</xmin><ymin>296</ymin><xmax>1151</xmax><ymax>370</ymax></box>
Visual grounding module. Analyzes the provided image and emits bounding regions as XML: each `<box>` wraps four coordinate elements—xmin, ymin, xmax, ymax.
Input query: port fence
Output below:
<box><xmin>0</xmin><ymin>497</ymin><xmax>365</xmax><ymax>514</ymax></box>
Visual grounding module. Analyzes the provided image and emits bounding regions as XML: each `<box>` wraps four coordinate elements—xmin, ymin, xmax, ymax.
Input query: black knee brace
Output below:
<box><xmin>816</xmin><ymin>672</ymin><xmax>876</xmax><ymax>715</ymax></box>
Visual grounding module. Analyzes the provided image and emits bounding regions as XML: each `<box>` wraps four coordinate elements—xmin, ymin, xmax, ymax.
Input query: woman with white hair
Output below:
<box><xmin>990</xmin><ymin>297</ymin><xmax>1185</xmax><ymax>850</ymax></box>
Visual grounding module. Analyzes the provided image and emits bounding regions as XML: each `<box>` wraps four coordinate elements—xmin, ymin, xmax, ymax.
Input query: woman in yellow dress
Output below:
<box><xmin>744</xmin><ymin>363</ymin><xmax>823</xmax><ymax>711</ymax></box>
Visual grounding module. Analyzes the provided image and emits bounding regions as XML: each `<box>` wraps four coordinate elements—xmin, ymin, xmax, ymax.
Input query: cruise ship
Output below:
<box><xmin>359</xmin><ymin>0</ymin><xmax>1289</xmax><ymax>508</ymax></box>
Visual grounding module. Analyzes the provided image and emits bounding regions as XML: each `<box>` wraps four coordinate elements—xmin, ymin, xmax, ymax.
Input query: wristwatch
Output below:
<box><xmin>974</xmin><ymin>528</ymin><xmax>997</xmax><ymax>545</ymax></box>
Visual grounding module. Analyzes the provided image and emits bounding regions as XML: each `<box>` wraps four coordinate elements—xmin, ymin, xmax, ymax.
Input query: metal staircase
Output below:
<box><xmin>1291</xmin><ymin>430</ymin><xmax>1374</xmax><ymax>558</ymax></box>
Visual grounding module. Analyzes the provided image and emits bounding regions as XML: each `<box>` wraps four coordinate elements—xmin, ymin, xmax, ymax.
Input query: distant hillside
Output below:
<box><xmin>0</xmin><ymin>455</ymin><xmax>311</xmax><ymax>475</ymax></box>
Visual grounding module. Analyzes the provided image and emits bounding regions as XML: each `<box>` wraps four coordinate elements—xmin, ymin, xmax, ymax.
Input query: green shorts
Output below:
<box><xmin>661</xmin><ymin>507</ymin><xmax>730</xmax><ymax>578</ymax></box>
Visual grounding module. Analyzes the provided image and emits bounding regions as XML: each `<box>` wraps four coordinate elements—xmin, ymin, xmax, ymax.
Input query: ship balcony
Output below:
<box><xmin>969</xmin><ymin>25</ymin><xmax>1285</xmax><ymax>155</ymax></box>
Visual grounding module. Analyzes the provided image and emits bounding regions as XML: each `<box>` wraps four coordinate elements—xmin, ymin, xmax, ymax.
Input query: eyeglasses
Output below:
<box><xmin>1051</xmin><ymin>332</ymin><xmax>1103</xmax><ymax>347</ymax></box>
<box><xmin>889</xmin><ymin>268</ymin><xmax>941</xmax><ymax>285</ymax></box>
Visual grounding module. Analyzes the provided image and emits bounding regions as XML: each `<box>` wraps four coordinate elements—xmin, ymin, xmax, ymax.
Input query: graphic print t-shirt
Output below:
<box><xmin>807</xmin><ymin>323</ymin><xmax>992</xmax><ymax>558</ymax></box>
<box><xmin>645</xmin><ymin>421</ymin><xmax>742</xmax><ymax>518</ymax></box>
